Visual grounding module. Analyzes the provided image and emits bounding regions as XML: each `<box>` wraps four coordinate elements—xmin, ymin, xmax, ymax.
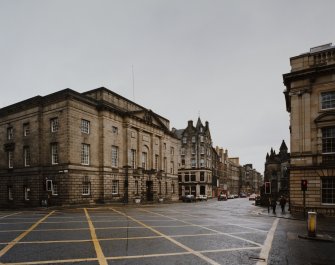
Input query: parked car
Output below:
<box><xmin>183</xmin><ymin>194</ymin><xmax>196</xmax><ymax>202</ymax></box>
<box><xmin>197</xmin><ymin>194</ymin><xmax>208</xmax><ymax>201</ymax></box>
<box><xmin>249</xmin><ymin>193</ymin><xmax>257</xmax><ymax>201</ymax></box>
<box><xmin>228</xmin><ymin>194</ymin><xmax>235</xmax><ymax>199</ymax></box>
<box><xmin>218</xmin><ymin>194</ymin><xmax>227</xmax><ymax>201</ymax></box>
<box><xmin>255</xmin><ymin>195</ymin><xmax>261</xmax><ymax>205</ymax></box>
<box><xmin>233</xmin><ymin>194</ymin><xmax>239</xmax><ymax>198</ymax></box>
<box><xmin>240</xmin><ymin>193</ymin><xmax>247</xmax><ymax>198</ymax></box>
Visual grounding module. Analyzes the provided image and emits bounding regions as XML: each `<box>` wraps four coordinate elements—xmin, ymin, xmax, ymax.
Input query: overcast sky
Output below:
<box><xmin>1</xmin><ymin>0</ymin><xmax>334</xmax><ymax>173</ymax></box>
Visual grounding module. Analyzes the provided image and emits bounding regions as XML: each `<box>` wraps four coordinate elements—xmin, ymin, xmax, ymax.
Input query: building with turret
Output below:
<box><xmin>176</xmin><ymin>118</ymin><xmax>216</xmax><ymax>199</ymax></box>
<box><xmin>264</xmin><ymin>140</ymin><xmax>290</xmax><ymax>198</ymax></box>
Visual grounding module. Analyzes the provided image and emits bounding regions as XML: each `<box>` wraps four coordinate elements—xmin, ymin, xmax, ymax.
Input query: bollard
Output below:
<box><xmin>307</xmin><ymin>212</ymin><xmax>317</xmax><ymax>237</ymax></box>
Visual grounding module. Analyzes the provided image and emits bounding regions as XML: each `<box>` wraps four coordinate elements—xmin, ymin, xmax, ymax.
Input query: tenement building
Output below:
<box><xmin>0</xmin><ymin>87</ymin><xmax>180</xmax><ymax>207</ymax></box>
<box><xmin>176</xmin><ymin>118</ymin><xmax>216</xmax><ymax>199</ymax></box>
<box><xmin>284</xmin><ymin>43</ymin><xmax>335</xmax><ymax>215</ymax></box>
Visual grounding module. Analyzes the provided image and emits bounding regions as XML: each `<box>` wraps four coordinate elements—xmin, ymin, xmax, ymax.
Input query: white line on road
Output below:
<box><xmin>257</xmin><ymin>218</ymin><xmax>279</xmax><ymax>265</ymax></box>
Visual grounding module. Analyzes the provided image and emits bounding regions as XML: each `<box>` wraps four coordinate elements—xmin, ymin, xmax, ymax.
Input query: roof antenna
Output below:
<box><xmin>132</xmin><ymin>64</ymin><xmax>135</xmax><ymax>101</ymax></box>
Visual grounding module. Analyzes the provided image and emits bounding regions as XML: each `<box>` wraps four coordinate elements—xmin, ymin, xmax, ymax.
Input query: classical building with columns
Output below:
<box><xmin>0</xmin><ymin>87</ymin><xmax>180</xmax><ymax>207</ymax></box>
<box><xmin>284</xmin><ymin>43</ymin><xmax>335</xmax><ymax>215</ymax></box>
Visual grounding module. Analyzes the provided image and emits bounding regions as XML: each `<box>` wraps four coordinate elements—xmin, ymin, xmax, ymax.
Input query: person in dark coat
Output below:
<box><xmin>280</xmin><ymin>196</ymin><xmax>287</xmax><ymax>213</ymax></box>
<box><xmin>267</xmin><ymin>197</ymin><xmax>271</xmax><ymax>213</ymax></box>
<box><xmin>271</xmin><ymin>197</ymin><xmax>277</xmax><ymax>214</ymax></box>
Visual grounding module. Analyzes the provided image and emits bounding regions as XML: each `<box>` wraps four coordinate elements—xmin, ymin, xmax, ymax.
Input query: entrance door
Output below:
<box><xmin>146</xmin><ymin>181</ymin><xmax>153</xmax><ymax>201</ymax></box>
<box><xmin>200</xmin><ymin>185</ymin><xmax>206</xmax><ymax>195</ymax></box>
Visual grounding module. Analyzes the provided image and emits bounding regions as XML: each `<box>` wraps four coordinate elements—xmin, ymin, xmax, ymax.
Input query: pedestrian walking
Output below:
<box><xmin>280</xmin><ymin>196</ymin><xmax>287</xmax><ymax>213</ymax></box>
<box><xmin>267</xmin><ymin>197</ymin><xmax>271</xmax><ymax>213</ymax></box>
<box><xmin>271</xmin><ymin>197</ymin><xmax>277</xmax><ymax>214</ymax></box>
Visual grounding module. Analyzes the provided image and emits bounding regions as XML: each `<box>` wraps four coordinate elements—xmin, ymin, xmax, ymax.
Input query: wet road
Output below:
<box><xmin>0</xmin><ymin>198</ymin><xmax>333</xmax><ymax>265</ymax></box>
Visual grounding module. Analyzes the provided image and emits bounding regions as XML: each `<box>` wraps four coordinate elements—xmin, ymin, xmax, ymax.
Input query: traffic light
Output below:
<box><xmin>301</xmin><ymin>180</ymin><xmax>308</xmax><ymax>191</ymax></box>
<box><xmin>265</xmin><ymin>182</ymin><xmax>271</xmax><ymax>194</ymax></box>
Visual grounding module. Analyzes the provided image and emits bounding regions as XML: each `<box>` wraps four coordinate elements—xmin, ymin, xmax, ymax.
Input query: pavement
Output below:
<box><xmin>254</xmin><ymin>203</ymin><xmax>335</xmax><ymax>265</ymax></box>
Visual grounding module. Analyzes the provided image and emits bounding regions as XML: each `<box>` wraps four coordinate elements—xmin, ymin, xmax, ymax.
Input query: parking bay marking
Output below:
<box><xmin>0</xmin><ymin>213</ymin><xmax>22</xmax><ymax>220</ymax></box>
<box><xmin>0</xmin><ymin>211</ymin><xmax>55</xmax><ymax>259</ymax></box>
<box><xmin>110</xmin><ymin>207</ymin><xmax>222</xmax><ymax>265</ymax></box>
<box><xmin>84</xmin><ymin>208</ymin><xmax>108</xmax><ymax>265</ymax></box>
<box><xmin>256</xmin><ymin>218</ymin><xmax>279</xmax><ymax>265</ymax></box>
<box><xmin>140</xmin><ymin>208</ymin><xmax>263</xmax><ymax>248</ymax></box>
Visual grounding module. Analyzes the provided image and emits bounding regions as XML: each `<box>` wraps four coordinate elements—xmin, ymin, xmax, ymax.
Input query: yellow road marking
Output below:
<box><xmin>141</xmin><ymin>208</ymin><xmax>263</xmax><ymax>247</ymax></box>
<box><xmin>0</xmin><ymin>211</ymin><xmax>55</xmax><ymax>259</ymax></box>
<box><xmin>84</xmin><ymin>208</ymin><xmax>107</xmax><ymax>265</ymax></box>
<box><xmin>110</xmin><ymin>207</ymin><xmax>221</xmax><ymax>265</ymax></box>
<box><xmin>0</xmin><ymin>257</ymin><xmax>97</xmax><ymax>265</ymax></box>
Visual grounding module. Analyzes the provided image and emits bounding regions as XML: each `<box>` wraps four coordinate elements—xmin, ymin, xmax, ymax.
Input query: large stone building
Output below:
<box><xmin>264</xmin><ymin>140</ymin><xmax>290</xmax><ymax>199</ymax></box>
<box><xmin>0</xmin><ymin>87</ymin><xmax>180</xmax><ymax>207</ymax></box>
<box><xmin>242</xmin><ymin>164</ymin><xmax>262</xmax><ymax>195</ymax></box>
<box><xmin>283</xmin><ymin>43</ymin><xmax>335</xmax><ymax>215</ymax></box>
<box><xmin>176</xmin><ymin>118</ymin><xmax>216</xmax><ymax>199</ymax></box>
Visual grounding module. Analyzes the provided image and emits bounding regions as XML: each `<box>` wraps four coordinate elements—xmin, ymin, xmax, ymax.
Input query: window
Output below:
<box><xmin>191</xmin><ymin>174</ymin><xmax>196</xmax><ymax>182</ymax></box>
<box><xmin>155</xmin><ymin>155</ymin><xmax>159</xmax><ymax>170</ymax></box>
<box><xmin>24</xmin><ymin>186</ymin><xmax>30</xmax><ymax>201</ymax></box>
<box><xmin>163</xmin><ymin>143</ymin><xmax>166</xmax><ymax>149</ymax></box>
<box><xmin>23</xmin><ymin>123</ymin><xmax>30</xmax><ymax>136</ymax></box>
<box><xmin>112</xmin><ymin>126</ymin><xmax>118</xmax><ymax>134</ymax></box>
<box><xmin>52</xmin><ymin>183</ymin><xmax>58</xmax><ymax>196</ymax></box>
<box><xmin>142</xmin><ymin>152</ymin><xmax>148</xmax><ymax>169</ymax></box>
<box><xmin>191</xmin><ymin>158</ymin><xmax>196</xmax><ymax>168</ymax></box>
<box><xmin>200</xmin><ymin>158</ymin><xmax>205</xmax><ymax>167</ymax></box>
<box><xmin>112</xmin><ymin>146</ymin><xmax>118</xmax><ymax>167</ymax></box>
<box><xmin>322</xmin><ymin>127</ymin><xmax>335</xmax><ymax>154</ymax></box>
<box><xmin>171</xmin><ymin>182</ymin><xmax>175</xmax><ymax>193</ymax></box>
<box><xmin>200</xmin><ymin>146</ymin><xmax>205</xmax><ymax>154</ymax></box>
<box><xmin>322</xmin><ymin>177</ymin><xmax>335</xmax><ymax>204</ymax></box>
<box><xmin>178</xmin><ymin>175</ymin><xmax>182</xmax><ymax>182</ymax></box>
<box><xmin>112</xmin><ymin>180</ymin><xmax>119</xmax><ymax>194</ymax></box>
<box><xmin>82</xmin><ymin>182</ymin><xmax>91</xmax><ymax>195</ymax></box>
<box><xmin>200</xmin><ymin>135</ymin><xmax>204</xmax><ymax>142</ymax></box>
<box><xmin>321</xmin><ymin>91</ymin><xmax>335</xmax><ymax>110</ymax></box>
<box><xmin>163</xmin><ymin>157</ymin><xmax>167</xmax><ymax>172</ymax></box>
<box><xmin>181</xmin><ymin>148</ymin><xmax>185</xmax><ymax>155</ymax></box>
<box><xmin>170</xmin><ymin>147</ymin><xmax>174</xmax><ymax>155</ymax></box>
<box><xmin>182</xmin><ymin>137</ymin><xmax>187</xmax><ymax>144</ymax></box>
<box><xmin>192</xmin><ymin>145</ymin><xmax>196</xmax><ymax>154</ymax></box>
<box><xmin>81</xmin><ymin>144</ymin><xmax>90</xmax><ymax>165</ymax></box>
<box><xmin>46</xmin><ymin>180</ymin><xmax>53</xmax><ymax>192</ymax></box>
<box><xmin>81</xmin><ymin>119</ymin><xmax>90</xmax><ymax>134</ymax></box>
<box><xmin>200</xmin><ymin>172</ymin><xmax>205</xmax><ymax>182</ymax></box>
<box><xmin>185</xmin><ymin>174</ymin><xmax>190</xmax><ymax>182</ymax></box>
<box><xmin>135</xmin><ymin>180</ymin><xmax>139</xmax><ymax>195</ymax></box>
<box><xmin>8</xmin><ymin>186</ymin><xmax>13</xmax><ymax>201</ymax></box>
<box><xmin>7</xmin><ymin>127</ymin><xmax>13</xmax><ymax>140</ymax></box>
<box><xmin>8</xmin><ymin>151</ymin><xmax>13</xmax><ymax>168</ymax></box>
<box><xmin>24</xmin><ymin>146</ymin><xmax>30</xmax><ymax>167</ymax></box>
<box><xmin>51</xmin><ymin>143</ymin><xmax>59</xmax><ymax>165</ymax></box>
<box><xmin>50</xmin><ymin>118</ymin><xmax>59</xmax><ymax>132</ymax></box>
<box><xmin>131</xmin><ymin>149</ymin><xmax>136</xmax><ymax>169</ymax></box>
<box><xmin>181</xmin><ymin>159</ymin><xmax>185</xmax><ymax>166</ymax></box>
<box><xmin>170</xmin><ymin>161</ymin><xmax>174</xmax><ymax>174</ymax></box>
<box><xmin>192</xmin><ymin>136</ymin><xmax>196</xmax><ymax>143</ymax></box>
